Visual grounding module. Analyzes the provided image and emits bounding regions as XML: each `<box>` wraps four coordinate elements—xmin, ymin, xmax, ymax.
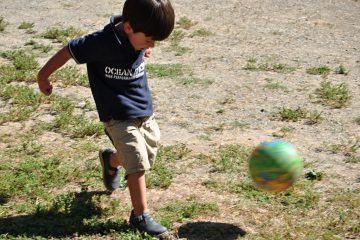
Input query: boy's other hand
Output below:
<box><xmin>144</xmin><ymin>48</ymin><xmax>152</xmax><ymax>58</ymax></box>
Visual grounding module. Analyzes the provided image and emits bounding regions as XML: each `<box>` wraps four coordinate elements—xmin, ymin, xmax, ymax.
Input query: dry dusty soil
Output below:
<box><xmin>0</xmin><ymin>0</ymin><xmax>359</xmax><ymax>239</ymax></box>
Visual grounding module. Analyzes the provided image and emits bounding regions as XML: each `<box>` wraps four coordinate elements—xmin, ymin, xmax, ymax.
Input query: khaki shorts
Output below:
<box><xmin>103</xmin><ymin>115</ymin><xmax>160</xmax><ymax>177</ymax></box>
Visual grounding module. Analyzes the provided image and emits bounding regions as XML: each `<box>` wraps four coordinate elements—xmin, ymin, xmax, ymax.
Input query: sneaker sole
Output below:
<box><xmin>129</xmin><ymin>224</ymin><xmax>169</xmax><ymax>239</ymax></box>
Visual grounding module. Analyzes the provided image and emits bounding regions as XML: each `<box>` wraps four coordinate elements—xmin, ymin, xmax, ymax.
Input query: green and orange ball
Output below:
<box><xmin>249</xmin><ymin>140</ymin><xmax>303</xmax><ymax>193</ymax></box>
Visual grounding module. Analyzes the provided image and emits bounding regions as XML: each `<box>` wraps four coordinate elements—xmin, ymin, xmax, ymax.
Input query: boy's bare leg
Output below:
<box><xmin>127</xmin><ymin>171</ymin><xmax>149</xmax><ymax>215</ymax></box>
<box><xmin>109</xmin><ymin>153</ymin><xmax>148</xmax><ymax>214</ymax></box>
<box><xmin>127</xmin><ymin>170</ymin><xmax>167</xmax><ymax>236</ymax></box>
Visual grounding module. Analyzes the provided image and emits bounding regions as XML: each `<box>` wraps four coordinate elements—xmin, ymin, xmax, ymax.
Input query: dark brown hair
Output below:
<box><xmin>122</xmin><ymin>0</ymin><xmax>175</xmax><ymax>41</ymax></box>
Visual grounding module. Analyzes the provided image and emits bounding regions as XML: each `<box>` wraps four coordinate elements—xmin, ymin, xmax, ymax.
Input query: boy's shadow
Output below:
<box><xmin>0</xmin><ymin>191</ymin><xmax>130</xmax><ymax>238</ymax></box>
<box><xmin>178</xmin><ymin>221</ymin><xmax>246</xmax><ymax>240</ymax></box>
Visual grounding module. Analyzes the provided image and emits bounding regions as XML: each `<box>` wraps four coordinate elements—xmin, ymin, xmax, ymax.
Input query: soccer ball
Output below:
<box><xmin>249</xmin><ymin>140</ymin><xmax>303</xmax><ymax>193</ymax></box>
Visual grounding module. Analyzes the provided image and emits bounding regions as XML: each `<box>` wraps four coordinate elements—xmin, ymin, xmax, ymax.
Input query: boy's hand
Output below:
<box><xmin>37</xmin><ymin>75</ymin><xmax>53</xmax><ymax>96</ymax></box>
<box><xmin>36</xmin><ymin>45</ymin><xmax>72</xmax><ymax>96</ymax></box>
<box><xmin>144</xmin><ymin>48</ymin><xmax>152</xmax><ymax>58</ymax></box>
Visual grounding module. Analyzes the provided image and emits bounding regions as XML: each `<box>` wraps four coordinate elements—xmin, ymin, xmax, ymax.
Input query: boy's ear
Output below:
<box><xmin>123</xmin><ymin>22</ymin><xmax>133</xmax><ymax>34</ymax></box>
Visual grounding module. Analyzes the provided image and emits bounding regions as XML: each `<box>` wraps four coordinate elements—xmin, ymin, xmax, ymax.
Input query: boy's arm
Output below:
<box><xmin>37</xmin><ymin>46</ymin><xmax>72</xmax><ymax>95</ymax></box>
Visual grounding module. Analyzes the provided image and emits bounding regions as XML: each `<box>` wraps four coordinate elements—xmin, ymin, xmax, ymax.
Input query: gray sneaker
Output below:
<box><xmin>129</xmin><ymin>210</ymin><xmax>168</xmax><ymax>238</ymax></box>
<box><xmin>99</xmin><ymin>148</ymin><xmax>120</xmax><ymax>191</ymax></box>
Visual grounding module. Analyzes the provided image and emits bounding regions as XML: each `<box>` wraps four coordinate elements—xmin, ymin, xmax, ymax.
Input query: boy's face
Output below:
<box><xmin>124</xmin><ymin>22</ymin><xmax>155</xmax><ymax>51</ymax></box>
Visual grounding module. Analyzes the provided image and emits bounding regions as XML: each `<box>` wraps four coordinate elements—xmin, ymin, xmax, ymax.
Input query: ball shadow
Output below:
<box><xmin>178</xmin><ymin>221</ymin><xmax>246</xmax><ymax>240</ymax></box>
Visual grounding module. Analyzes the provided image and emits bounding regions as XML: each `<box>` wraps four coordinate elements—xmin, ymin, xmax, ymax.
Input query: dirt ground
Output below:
<box><xmin>0</xmin><ymin>0</ymin><xmax>359</xmax><ymax>239</ymax></box>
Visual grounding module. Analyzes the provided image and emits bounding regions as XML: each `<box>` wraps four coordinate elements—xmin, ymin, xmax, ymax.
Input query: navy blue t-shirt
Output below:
<box><xmin>68</xmin><ymin>16</ymin><xmax>153</xmax><ymax>122</ymax></box>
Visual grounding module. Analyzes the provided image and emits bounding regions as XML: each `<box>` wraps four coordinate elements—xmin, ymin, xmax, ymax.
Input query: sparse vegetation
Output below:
<box><xmin>177</xmin><ymin>16</ymin><xmax>197</xmax><ymax>30</ymax></box>
<box><xmin>1</xmin><ymin>49</ymin><xmax>39</xmax><ymax>71</ymax></box>
<box><xmin>306</xmin><ymin>65</ymin><xmax>331</xmax><ymax>75</ymax></box>
<box><xmin>18</xmin><ymin>22</ymin><xmax>36</xmax><ymax>34</ymax></box>
<box><xmin>213</xmin><ymin>144</ymin><xmax>251</xmax><ymax>173</ymax></box>
<box><xmin>169</xmin><ymin>29</ymin><xmax>186</xmax><ymax>45</ymax></box>
<box><xmin>53</xmin><ymin>65</ymin><xmax>89</xmax><ymax>87</ymax></box>
<box><xmin>25</xmin><ymin>40</ymin><xmax>53</xmax><ymax>53</ymax></box>
<box><xmin>0</xmin><ymin>16</ymin><xmax>8</xmax><ymax>32</ymax></box>
<box><xmin>0</xmin><ymin>1</ymin><xmax>359</xmax><ymax>239</ymax></box>
<box><xmin>277</xmin><ymin>107</ymin><xmax>306</xmax><ymax>122</ymax></box>
<box><xmin>345</xmin><ymin>155</ymin><xmax>360</xmax><ymax>163</ymax></box>
<box><xmin>18</xmin><ymin>22</ymin><xmax>34</xmax><ymax>30</ymax></box>
<box><xmin>146</xmin><ymin>144</ymin><xmax>191</xmax><ymax>189</ymax></box>
<box><xmin>42</xmin><ymin>26</ymin><xmax>83</xmax><ymax>44</ymax></box>
<box><xmin>158</xmin><ymin>196</ymin><xmax>219</xmax><ymax>228</ymax></box>
<box><xmin>356</xmin><ymin>116</ymin><xmax>360</xmax><ymax>125</ymax></box>
<box><xmin>314</xmin><ymin>80</ymin><xmax>352</xmax><ymax>108</ymax></box>
<box><xmin>322</xmin><ymin>138</ymin><xmax>359</xmax><ymax>164</ymax></box>
<box><xmin>263</xmin><ymin>78</ymin><xmax>287</xmax><ymax>91</ymax></box>
<box><xmin>274</xmin><ymin>107</ymin><xmax>323</xmax><ymax>124</ymax></box>
<box><xmin>47</xmin><ymin>95</ymin><xmax>103</xmax><ymax>138</ymax></box>
<box><xmin>334</xmin><ymin>64</ymin><xmax>349</xmax><ymax>75</ymax></box>
<box><xmin>177</xmin><ymin>76</ymin><xmax>213</xmax><ymax>86</ymax></box>
<box><xmin>146</xmin><ymin>63</ymin><xmax>185</xmax><ymax>78</ymax></box>
<box><xmin>244</xmin><ymin>59</ymin><xmax>296</xmax><ymax>73</ymax></box>
<box><xmin>0</xmin><ymin>49</ymin><xmax>39</xmax><ymax>83</ymax></box>
<box><xmin>0</xmin><ymin>84</ymin><xmax>43</xmax><ymax>123</ymax></box>
<box><xmin>167</xmin><ymin>29</ymin><xmax>190</xmax><ymax>56</ymax></box>
<box><xmin>190</xmin><ymin>28</ymin><xmax>214</xmax><ymax>37</ymax></box>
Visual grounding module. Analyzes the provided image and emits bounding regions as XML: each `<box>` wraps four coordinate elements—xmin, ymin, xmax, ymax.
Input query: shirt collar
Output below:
<box><xmin>110</xmin><ymin>15</ymin><xmax>125</xmax><ymax>45</ymax></box>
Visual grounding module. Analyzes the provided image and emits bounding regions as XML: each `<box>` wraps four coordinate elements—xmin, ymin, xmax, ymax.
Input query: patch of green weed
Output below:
<box><xmin>177</xmin><ymin>76</ymin><xmax>213</xmax><ymax>86</ymax></box>
<box><xmin>0</xmin><ymin>156</ymin><xmax>72</xmax><ymax>200</ymax></box>
<box><xmin>0</xmin><ymin>84</ymin><xmax>42</xmax><ymax>123</ymax></box>
<box><xmin>272</xmin><ymin>63</ymin><xmax>297</xmax><ymax>74</ymax></box>
<box><xmin>158</xmin><ymin>196</ymin><xmax>219</xmax><ymax>228</ymax></box>
<box><xmin>314</xmin><ymin>80</ymin><xmax>352</xmax><ymax>108</ymax></box>
<box><xmin>3</xmin><ymin>136</ymin><xmax>43</xmax><ymax>158</ymax></box>
<box><xmin>334</xmin><ymin>64</ymin><xmax>349</xmax><ymax>75</ymax></box>
<box><xmin>168</xmin><ymin>44</ymin><xmax>191</xmax><ymax>56</ymax></box>
<box><xmin>146</xmin><ymin>144</ymin><xmax>191</xmax><ymax>189</ymax></box>
<box><xmin>322</xmin><ymin>139</ymin><xmax>359</xmax><ymax>164</ymax></box>
<box><xmin>44</xmin><ymin>95</ymin><xmax>103</xmax><ymax>138</ymax></box>
<box><xmin>53</xmin><ymin>66</ymin><xmax>89</xmax><ymax>87</ymax></box>
<box><xmin>167</xmin><ymin>30</ymin><xmax>190</xmax><ymax>56</ymax></box>
<box><xmin>0</xmin><ymin>16</ymin><xmax>8</xmax><ymax>32</ymax></box>
<box><xmin>306</xmin><ymin>65</ymin><xmax>331</xmax><ymax>75</ymax></box>
<box><xmin>71</xmin><ymin>116</ymin><xmax>104</xmax><ymax>138</ymax></box>
<box><xmin>190</xmin><ymin>28</ymin><xmax>214</xmax><ymax>37</ymax></box>
<box><xmin>244</xmin><ymin>59</ymin><xmax>296</xmax><ymax>73</ymax></box>
<box><xmin>25</xmin><ymin>40</ymin><xmax>53</xmax><ymax>53</ymax></box>
<box><xmin>0</xmin><ymin>84</ymin><xmax>42</xmax><ymax>106</ymax></box>
<box><xmin>305</xmin><ymin>110</ymin><xmax>323</xmax><ymax>125</ymax></box>
<box><xmin>146</xmin><ymin>63</ymin><xmax>184</xmax><ymax>78</ymax></box>
<box><xmin>18</xmin><ymin>22</ymin><xmax>35</xmax><ymax>30</ymax></box>
<box><xmin>213</xmin><ymin>144</ymin><xmax>251</xmax><ymax>173</ymax></box>
<box><xmin>0</xmin><ymin>107</ymin><xmax>36</xmax><ymax>123</ymax></box>
<box><xmin>177</xmin><ymin>16</ymin><xmax>197</xmax><ymax>30</ymax></box>
<box><xmin>218</xmin><ymin>97</ymin><xmax>235</xmax><ymax>105</ymax></box>
<box><xmin>0</xmin><ymin>64</ymin><xmax>35</xmax><ymax>83</ymax></box>
<box><xmin>345</xmin><ymin>156</ymin><xmax>360</xmax><ymax>163</ymax></box>
<box><xmin>1</xmin><ymin>49</ymin><xmax>39</xmax><ymax>71</ymax></box>
<box><xmin>274</xmin><ymin>107</ymin><xmax>323</xmax><ymax>124</ymax></box>
<box><xmin>42</xmin><ymin>26</ymin><xmax>83</xmax><ymax>44</ymax></box>
<box><xmin>275</xmin><ymin>107</ymin><xmax>306</xmax><ymax>122</ymax></box>
<box><xmin>18</xmin><ymin>22</ymin><xmax>36</xmax><ymax>34</ymax></box>
<box><xmin>170</xmin><ymin>29</ymin><xmax>186</xmax><ymax>45</ymax></box>
<box><xmin>355</xmin><ymin>117</ymin><xmax>360</xmax><ymax>125</ymax></box>
<box><xmin>263</xmin><ymin>78</ymin><xmax>287</xmax><ymax>91</ymax></box>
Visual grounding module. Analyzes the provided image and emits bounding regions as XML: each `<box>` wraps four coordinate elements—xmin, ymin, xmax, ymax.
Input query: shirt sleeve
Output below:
<box><xmin>68</xmin><ymin>26</ymin><xmax>116</xmax><ymax>64</ymax></box>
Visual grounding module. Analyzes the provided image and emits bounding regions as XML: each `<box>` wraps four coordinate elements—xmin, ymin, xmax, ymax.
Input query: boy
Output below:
<box><xmin>37</xmin><ymin>0</ymin><xmax>175</xmax><ymax>238</ymax></box>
